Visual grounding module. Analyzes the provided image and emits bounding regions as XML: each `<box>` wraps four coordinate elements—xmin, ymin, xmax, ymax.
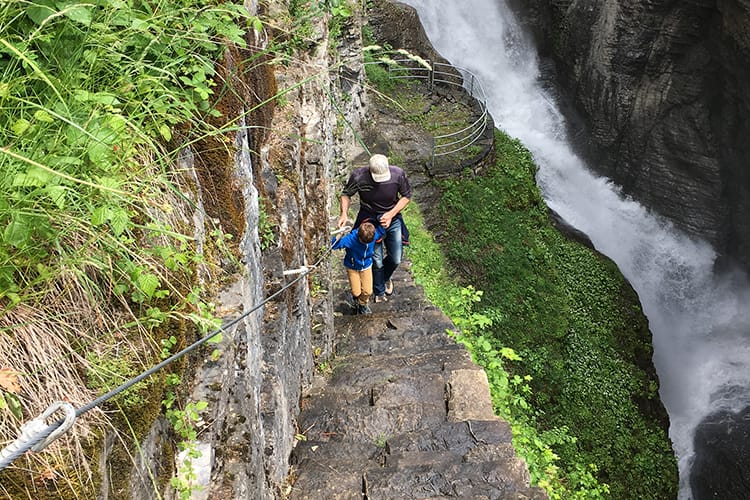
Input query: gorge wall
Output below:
<box><xmin>510</xmin><ymin>0</ymin><xmax>750</xmax><ymax>273</ymax></box>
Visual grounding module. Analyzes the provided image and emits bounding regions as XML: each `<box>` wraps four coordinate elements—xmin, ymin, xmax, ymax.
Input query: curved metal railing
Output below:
<box><xmin>383</xmin><ymin>58</ymin><xmax>490</xmax><ymax>164</ymax></box>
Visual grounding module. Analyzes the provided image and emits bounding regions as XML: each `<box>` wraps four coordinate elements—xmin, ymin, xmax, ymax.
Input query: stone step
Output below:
<box><xmin>363</xmin><ymin>459</ymin><xmax>544</xmax><ymax>500</ymax></box>
<box><xmin>298</xmin><ymin>348</ymin><xmax>481</xmax><ymax>415</ymax></box>
<box><xmin>299</xmin><ymin>401</ymin><xmax>448</xmax><ymax>443</ymax></box>
<box><xmin>334</xmin><ymin>311</ymin><xmax>463</xmax><ymax>358</ymax></box>
<box><xmin>385</xmin><ymin>419</ymin><xmax>514</xmax><ymax>456</ymax></box>
<box><xmin>291</xmin><ymin>439</ymin><xmax>383</xmax><ymax>473</ymax></box>
<box><xmin>339</xmin><ymin>328</ymin><xmax>457</xmax><ymax>356</ymax></box>
<box><xmin>382</xmin><ymin>442</ymin><xmax>520</xmax><ymax>468</ymax></box>
<box><xmin>298</xmin><ymin>370</ymin><xmax>447</xmax><ymax>417</ymax></box>
<box><xmin>289</xmin><ymin>442</ymin><xmax>378</xmax><ymax>499</ymax></box>
<box><xmin>383</xmin><ymin>450</ymin><xmax>463</xmax><ymax>469</ymax></box>
<box><xmin>335</xmin><ymin>308</ymin><xmax>456</xmax><ymax>336</ymax></box>
<box><xmin>307</xmin><ymin>347</ymin><xmax>473</xmax><ymax>397</ymax></box>
<box><xmin>289</xmin><ymin>465</ymin><xmax>363</xmax><ymax>500</ymax></box>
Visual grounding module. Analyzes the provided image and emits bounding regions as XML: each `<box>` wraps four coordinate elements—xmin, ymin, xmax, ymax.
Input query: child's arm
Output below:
<box><xmin>374</xmin><ymin>225</ymin><xmax>386</xmax><ymax>243</ymax></box>
<box><xmin>331</xmin><ymin>230</ymin><xmax>356</xmax><ymax>250</ymax></box>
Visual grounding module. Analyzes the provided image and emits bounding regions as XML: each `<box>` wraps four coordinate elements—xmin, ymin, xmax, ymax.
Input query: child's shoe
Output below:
<box><xmin>357</xmin><ymin>304</ymin><xmax>372</xmax><ymax>315</ymax></box>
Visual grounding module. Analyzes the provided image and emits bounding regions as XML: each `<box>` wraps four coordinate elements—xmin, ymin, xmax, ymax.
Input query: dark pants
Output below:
<box><xmin>372</xmin><ymin>218</ymin><xmax>403</xmax><ymax>297</ymax></box>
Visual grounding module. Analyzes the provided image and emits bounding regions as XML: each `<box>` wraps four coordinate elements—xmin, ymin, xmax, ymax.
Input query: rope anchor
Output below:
<box><xmin>283</xmin><ymin>266</ymin><xmax>309</xmax><ymax>276</ymax></box>
<box><xmin>0</xmin><ymin>401</ymin><xmax>77</xmax><ymax>464</ymax></box>
<box><xmin>31</xmin><ymin>401</ymin><xmax>76</xmax><ymax>451</ymax></box>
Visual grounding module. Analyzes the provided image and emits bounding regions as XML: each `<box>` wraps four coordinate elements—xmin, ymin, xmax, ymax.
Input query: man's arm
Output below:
<box><xmin>378</xmin><ymin>196</ymin><xmax>410</xmax><ymax>229</ymax></box>
<box><xmin>337</xmin><ymin>194</ymin><xmax>351</xmax><ymax>228</ymax></box>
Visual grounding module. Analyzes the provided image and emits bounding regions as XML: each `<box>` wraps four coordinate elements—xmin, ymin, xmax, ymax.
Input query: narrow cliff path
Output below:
<box><xmin>288</xmin><ymin>260</ymin><xmax>547</xmax><ymax>499</ymax></box>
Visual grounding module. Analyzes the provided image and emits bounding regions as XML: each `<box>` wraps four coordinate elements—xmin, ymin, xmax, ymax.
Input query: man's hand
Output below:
<box><xmin>338</xmin><ymin>195</ymin><xmax>351</xmax><ymax>228</ymax></box>
<box><xmin>379</xmin><ymin>212</ymin><xmax>393</xmax><ymax>228</ymax></box>
<box><xmin>379</xmin><ymin>197</ymin><xmax>409</xmax><ymax>229</ymax></box>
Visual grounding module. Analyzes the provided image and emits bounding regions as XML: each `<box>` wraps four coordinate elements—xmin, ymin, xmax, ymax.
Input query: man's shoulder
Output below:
<box><xmin>343</xmin><ymin>166</ymin><xmax>376</xmax><ymax>195</ymax></box>
<box><xmin>346</xmin><ymin>166</ymin><xmax>374</xmax><ymax>184</ymax></box>
<box><xmin>350</xmin><ymin>166</ymin><xmax>371</xmax><ymax>177</ymax></box>
<box><xmin>389</xmin><ymin>165</ymin><xmax>408</xmax><ymax>177</ymax></box>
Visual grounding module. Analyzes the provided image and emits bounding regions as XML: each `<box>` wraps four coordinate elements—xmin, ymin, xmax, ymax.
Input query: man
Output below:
<box><xmin>337</xmin><ymin>154</ymin><xmax>412</xmax><ymax>303</ymax></box>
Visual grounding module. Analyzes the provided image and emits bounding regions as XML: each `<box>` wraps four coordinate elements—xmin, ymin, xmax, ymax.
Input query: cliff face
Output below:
<box><xmin>512</xmin><ymin>0</ymin><xmax>750</xmax><ymax>271</ymax></box>
<box><xmin>109</xmin><ymin>3</ymin><xmax>369</xmax><ymax>498</ymax></box>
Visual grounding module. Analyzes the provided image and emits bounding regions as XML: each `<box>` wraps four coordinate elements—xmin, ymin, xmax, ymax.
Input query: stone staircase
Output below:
<box><xmin>289</xmin><ymin>262</ymin><xmax>547</xmax><ymax>499</ymax></box>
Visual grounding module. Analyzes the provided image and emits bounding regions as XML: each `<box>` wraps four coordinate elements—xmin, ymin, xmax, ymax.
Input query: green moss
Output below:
<box><xmin>426</xmin><ymin>129</ymin><xmax>678</xmax><ymax>498</ymax></box>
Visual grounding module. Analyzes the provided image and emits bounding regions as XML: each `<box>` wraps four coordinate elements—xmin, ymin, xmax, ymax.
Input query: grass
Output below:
<box><xmin>0</xmin><ymin>1</ymin><xmax>253</xmax><ymax>497</ymax></box>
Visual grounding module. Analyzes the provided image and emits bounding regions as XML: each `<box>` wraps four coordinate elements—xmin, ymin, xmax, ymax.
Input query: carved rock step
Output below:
<box><xmin>298</xmin><ymin>348</ymin><xmax>487</xmax><ymax>420</ymax></box>
<box><xmin>290</xmin><ymin>441</ymin><xmax>382</xmax><ymax>499</ymax></box>
<box><xmin>336</xmin><ymin>309</ymin><xmax>457</xmax><ymax>342</ymax></box>
<box><xmin>328</xmin><ymin>347</ymin><xmax>472</xmax><ymax>389</ymax></box>
<box><xmin>336</xmin><ymin>321</ymin><xmax>459</xmax><ymax>356</ymax></box>
<box><xmin>385</xmin><ymin>419</ymin><xmax>514</xmax><ymax>455</ymax></box>
<box><xmin>363</xmin><ymin>458</ymin><xmax>546</xmax><ymax>500</ymax></box>
<box><xmin>290</xmin><ymin>259</ymin><xmax>547</xmax><ymax>499</ymax></box>
<box><xmin>300</xmin><ymin>401</ymin><xmax>448</xmax><ymax>443</ymax></box>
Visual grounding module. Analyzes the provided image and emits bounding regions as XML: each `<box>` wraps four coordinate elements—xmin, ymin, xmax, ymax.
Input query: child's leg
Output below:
<box><xmin>359</xmin><ymin>266</ymin><xmax>373</xmax><ymax>305</ymax></box>
<box><xmin>346</xmin><ymin>268</ymin><xmax>362</xmax><ymax>301</ymax></box>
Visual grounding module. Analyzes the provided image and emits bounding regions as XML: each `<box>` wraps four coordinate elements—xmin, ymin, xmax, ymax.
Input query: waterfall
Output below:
<box><xmin>400</xmin><ymin>0</ymin><xmax>750</xmax><ymax>498</ymax></box>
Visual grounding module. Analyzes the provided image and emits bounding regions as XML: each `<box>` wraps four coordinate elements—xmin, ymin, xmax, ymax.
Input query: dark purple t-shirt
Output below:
<box><xmin>341</xmin><ymin>165</ymin><xmax>412</xmax><ymax>214</ymax></box>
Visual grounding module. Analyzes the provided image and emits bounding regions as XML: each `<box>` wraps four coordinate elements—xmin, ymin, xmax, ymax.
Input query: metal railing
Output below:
<box><xmin>383</xmin><ymin>59</ymin><xmax>490</xmax><ymax>164</ymax></box>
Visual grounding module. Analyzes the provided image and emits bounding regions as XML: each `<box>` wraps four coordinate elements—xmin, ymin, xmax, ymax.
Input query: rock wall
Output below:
<box><xmin>107</xmin><ymin>2</ymin><xmax>370</xmax><ymax>498</ymax></box>
<box><xmin>184</xmin><ymin>9</ymin><xmax>368</xmax><ymax>497</ymax></box>
<box><xmin>511</xmin><ymin>0</ymin><xmax>750</xmax><ymax>272</ymax></box>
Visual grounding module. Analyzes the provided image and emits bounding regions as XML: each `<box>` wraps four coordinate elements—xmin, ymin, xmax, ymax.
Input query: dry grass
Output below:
<box><xmin>0</xmin><ymin>154</ymin><xmax>212</xmax><ymax>497</ymax></box>
<box><xmin>0</xmin><ymin>297</ymin><xmax>105</xmax><ymax>496</ymax></box>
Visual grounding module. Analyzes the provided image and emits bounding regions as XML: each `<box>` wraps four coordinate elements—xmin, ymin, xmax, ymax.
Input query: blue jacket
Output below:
<box><xmin>331</xmin><ymin>225</ymin><xmax>386</xmax><ymax>271</ymax></box>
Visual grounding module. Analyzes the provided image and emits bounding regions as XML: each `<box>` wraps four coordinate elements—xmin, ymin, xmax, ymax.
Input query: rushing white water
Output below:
<box><xmin>401</xmin><ymin>0</ymin><xmax>750</xmax><ymax>497</ymax></box>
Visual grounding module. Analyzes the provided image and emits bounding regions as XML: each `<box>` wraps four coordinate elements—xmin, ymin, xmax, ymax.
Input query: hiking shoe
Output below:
<box><xmin>357</xmin><ymin>304</ymin><xmax>372</xmax><ymax>315</ymax></box>
<box><xmin>374</xmin><ymin>294</ymin><xmax>387</xmax><ymax>303</ymax></box>
<box><xmin>385</xmin><ymin>279</ymin><xmax>394</xmax><ymax>296</ymax></box>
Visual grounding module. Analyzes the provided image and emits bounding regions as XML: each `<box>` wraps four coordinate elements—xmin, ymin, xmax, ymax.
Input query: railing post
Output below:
<box><xmin>429</xmin><ymin>61</ymin><xmax>434</xmax><ymax>91</ymax></box>
<box><xmin>431</xmin><ymin>141</ymin><xmax>435</xmax><ymax>170</ymax></box>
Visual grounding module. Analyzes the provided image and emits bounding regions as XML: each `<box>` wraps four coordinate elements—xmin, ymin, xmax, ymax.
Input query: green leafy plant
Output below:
<box><xmin>0</xmin><ymin>0</ymin><xmax>254</xmax><ymax>495</ymax></box>
<box><xmin>258</xmin><ymin>199</ymin><xmax>278</xmax><ymax>250</ymax></box>
<box><xmin>165</xmin><ymin>397</ymin><xmax>209</xmax><ymax>500</ymax></box>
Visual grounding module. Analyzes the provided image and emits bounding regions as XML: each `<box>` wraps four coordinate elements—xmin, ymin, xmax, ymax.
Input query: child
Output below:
<box><xmin>331</xmin><ymin>221</ymin><xmax>385</xmax><ymax>315</ymax></box>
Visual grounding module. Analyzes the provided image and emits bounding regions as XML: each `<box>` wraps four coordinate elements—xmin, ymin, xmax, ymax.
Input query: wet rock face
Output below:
<box><xmin>367</xmin><ymin>1</ymin><xmax>449</xmax><ymax>65</ymax></box>
<box><xmin>513</xmin><ymin>0</ymin><xmax>750</xmax><ymax>272</ymax></box>
<box><xmin>690</xmin><ymin>405</ymin><xmax>750</xmax><ymax>499</ymax></box>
